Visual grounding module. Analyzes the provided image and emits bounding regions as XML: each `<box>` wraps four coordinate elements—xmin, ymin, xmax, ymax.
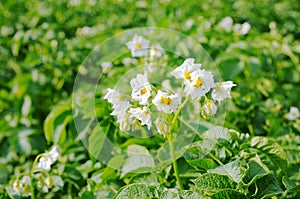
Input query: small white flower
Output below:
<box><xmin>286</xmin><ymin>107</ymin><xmax>300</xmax><ymax>121</ymax></box>
<box><xmin>104</xmin><ymin>88</ymin><xmax>132</xmax><ymax>131</ymax></box>
<box><xmin>122</xmin><ymin>57</ymin><xmax>137</xmax><ymax>66</ymax></box>
<box><xmin>201</xmin><ymin>99</ymin><xmax>217</xmax><ymax>119</ymax></box>
<box><xmin>155</xmin><ymin>117</ymin><xmax>171</xmax><ymax>136</ymax></box>
<box><xmin>212</xmin><ymin>81</ymin><xmax>236</xmax><ymax>102</ymax></box>
<box><xmin>218</xmin><ymin>16</ymin><xmax>233</xmax><ymax>32</ymax></box>
<box><xmin>126</xmin><ymin>34</ymin><xmax>150</xmax><ymax>57</ymax></box>
<box><xmin>184</xmin><ymin>69</ymin><xmax>215</xmax><ymax>99</ymax></box>
<box><xmin>13</xmin><ymin>176</ymin><xmax>31</xmax><ymax>196</ymax></box>
<box><xmin>150</xmin><ymin>44</ymin><xmax>164</xmax><ymax>59</ymax></box>
<box><xmin>152</xmin><ymin>90</ymin><xmax>181</xmax><ymax>114</ymax></box>
<box><xmin>170</xmin><ymin>58</ymin><xmax>202</xmax><ymax>82</ymax></box>
<box><xmin>128</xmin><ymin>107</ymin><xmax>152</xmax><ymax>130</ymax></box>
<box><xmin>103</xmin><ymin>88</ymin><xmax>121</xmax><ymax>103</ymax></box>
<box><xmin>36</xmin><ymin>146</ymin><xmax>59</xmax><ymax>171</ymax></box>
<box><xmin>234</xmin><ymin>22</ymin><xmax>251</xmax><ymax>35</ymax></box>
<box><xmin>101</xmin><ymin>62</ymin><xmax>112</xmax><ymax>74</ymax></box>
<box><xmin>130</xmin><ymin>73</ymin><xmax>152</xmax><ymax>105</ymax></box>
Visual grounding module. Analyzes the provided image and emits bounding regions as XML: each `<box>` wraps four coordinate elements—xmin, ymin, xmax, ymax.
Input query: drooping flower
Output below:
<box><xmin>104</xmin><ymin>88</ymin><xmax>131</xmax><ymax>131</ymax></box>
<box><xmin>201</xmin><ymin>99</ymin><xmax>217</xmax><ymax>119</ymax></box>
<box><xmin>103</xmin><ymin>88</ymin><xmax>122</xmax><ymax>104</ymax></box>
<box><xmin>211</xmin><ymin>81</ymin><xmax>236</xmax><ymax>102</ymax></box>
<box><xmin>126</xmin><ymin>34</ymin><xmax>150</xmax><ymax>57</ymax></box>
<box><xmin>170</xmin><ymin>58</ymin><xmax>202</xmax><ymax>82</ymax></box>
<box><xmin>184</xmin><ymin>69</ymin><xmax>215</xmax><ymax>99</ymax></box>
<box><xmin>130</xmin><ymin>73</ymin><xmax>152</xmax><ymax>105</ymax></box>
<box><xmin>36</xmin><ymin>145</ymin><xmax>59</xmax><ymax>171</ymax></box>
<box><xmin>150</xmin><ymin>44</ymin><xmax>164</xmax><ymax>59</ymax></box>
<box><xmin>286</xmin><ymin>106</ymin><xmax>300</xmax><ymax>121</ymax></box>
<box><xmin>128</xmin><ymin>107</ymin><xmax>152</xmax><ymax>130</ymax></box>
<box><xmin>233</xmin><ymin>22</ymin><xmax>251</xmax><ymax>35</ymax></box>
<box><xmin>101</xmin><ymin>62</ymin><xmax>112</xmax><ymax>74</ymax></box>
<box><xmin>218</xmin><ymin>16</ymin><xmax>233</xmax><ymax>32</ymax></box>
<box><xmin>155</xmin><ymin>117</ymin><xmax>171</xmax><ymax>136</ymax></box>
<box><xmin>13</xmin><ymin>176</ymin><xmax>31</xmax><ymax>197</ymax></box>
<box><xmin>152</xmin><ymin>90</ymin><xmax>181</xmax><ymax>114</ymax></box>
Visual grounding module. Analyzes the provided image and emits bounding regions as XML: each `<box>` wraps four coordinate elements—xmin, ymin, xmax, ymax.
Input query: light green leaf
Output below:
<box><xmin>208</xmin><ymin>158</ymin><xmax>242</xmax><ymax>183</ymax></box>
<box><xmin>44</xmin><ymin>103</ymin><xmax>72</xmax><ymax>144</ymax></box>
<box><xmin>178</xmin><ymin>190</ymin><xmax>204</xmax><ymax>199</ymax></box>
<box><xmin>114</xmin><ymin>183</ymin><xmax>159</xmax><ymax>199</ymax></box>
<box><xmin>121</xmin><ymin>145</ymin><xmax>154</xmax><ymax>177</ymax></box>
<box><xmin>211</xmin><ymin>189</ymin><xmax>247</xmax><ymax>199</ymax></box>
<box><xmin>249</xmin><ymin>137</ymin><xmax>288</xmax><ymax>169</ymax></box>
<box><xmin>193</xmin><ymin>173</ymin><xmax>237</xmax><ymax>192</ymax></box>
<box><xmin>161</xmin><ymin>189</ymin><xmax>179</xmax><ymax>199</ymax></box>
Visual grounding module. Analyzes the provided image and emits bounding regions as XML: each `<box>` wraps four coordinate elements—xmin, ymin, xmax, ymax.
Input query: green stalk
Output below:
<box><xmin>166</xmin><ymin>96</ymin><xmax>190</xmax><ymax>190</ymax></box>
<box><xmin>167</xmin><ymin>134</ymin><xmax>184</xmax><ymax>190</ymax></box>
<box><xmin>29</xmin><ymin>154</ymin><xmax>43</xmax><ymax>199</ymax></box>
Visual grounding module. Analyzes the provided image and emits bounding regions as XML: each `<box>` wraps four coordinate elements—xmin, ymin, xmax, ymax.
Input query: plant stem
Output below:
<box><xmin>167</xmin><ymin>134</ymin><xmax>184</xmax><ymax>190</ymax></box>
<box><xmin>29</xmin><ymin>154</ymin><xmax>43</xmax><ymax>199</ymax></box>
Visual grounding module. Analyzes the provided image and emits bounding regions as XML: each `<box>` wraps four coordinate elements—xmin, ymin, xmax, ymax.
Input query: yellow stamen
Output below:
<box><xmin>184</xmin><ymin>71</ymin><xmax>191</xmax><ymax>79</ymax></box>
<box><xmin>140</xmin><ymin>88</ymin><xmax>147</xmax><ymax>94</ymax></box>
<box><xmin>161</xmin><ymin>96</ymin><xmax>172</xmax><ymax>105</ymax></box>
<box><xmin>135</xmin><ymin>43</ymin><xmax>142</xmax><ymax>49</ymax></box>
<box><xmin>195</xmin><ymin>78</ymin><xmax>203</xmax><ymax>87</ymax></box>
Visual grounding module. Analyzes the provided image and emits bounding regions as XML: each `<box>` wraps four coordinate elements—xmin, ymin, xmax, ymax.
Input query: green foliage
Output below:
<box><xmin>1</xmin><ymin>0</ymin><xmax>299</xmax><ymax>198</ymax></box>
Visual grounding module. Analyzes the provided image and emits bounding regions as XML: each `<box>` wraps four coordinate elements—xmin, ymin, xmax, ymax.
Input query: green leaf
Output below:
<box><xmin>121</xmin><ymin>145</ymin><xmax>154</xmax><ymax>178</ymax></box>
<box><xmin>242</xmin><ymin>160</ymin><xmax>267</xmax><ymax>185</ymax></box>
<box><xmin>178</xmin><ymin>190</ymin><xmax>204</xmax><ymax>199</ymax></box>
<box><xmin>44</xmin><ymin>103</ymin><xmax>72</xmax><ymax>144</ymax></box>
<box><xmin>208</xmin><ymin>158</ymin><xmax>242</xmax><ymax>183</ymax></box>
<box><xmin>211</xmin><ymin>189</ymin><xmax>247</xmax><ymax>199</ymax></box>
<box><xmin>114</xmin><ymin>183</ymin><xmax>159</xmax><ymax>199</ymax></box>
<box><xmin>193</xmin><ymin>173</ymin><xmax>237</xmax><ymax>192</ymax></box>
<box><xmin>187</xmin><ymin>158</ymin><xmax>217</xmax><ymax>170</ymax></box>
<box><xmin>249</xmin><ymin>137</ymin><xmax>288</xmax><ymax>169</ymax></box>
<box><xmin>161</xmin><ymin>189</ymin><xmax>179</xmax><ymax>199</ymax></box>
<box><xmin>249</xmin><ymin>172</ymin><xmax>283</xmax><ymax>199</ymax></box>
<box><xmin>282</xmin><ymin>176</ymin><xmax>297</xmax><ymax>190</ymax></box>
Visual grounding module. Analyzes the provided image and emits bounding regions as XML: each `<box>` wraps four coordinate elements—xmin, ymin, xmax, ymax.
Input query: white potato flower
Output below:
<box><xmin>130</xmin><ymin>73</ymin><xmax>152</xmax><ymax>105</ymax></box>
<box><xmin>170</xmin><ymin>58</ymin><xmax>202</xmax><ymax>82</ymax></box>
<box><xmin>104</xmin><ymin>88</ymin><xmax>132</xmax><ymax>131</ymax></box>
<box><xmin>103</xmin><ymin>88</ymin><xmax>122</xmax><ymax>104</ymax></box>
<box><xmin>101</xmin><ymin>62</ymin><xmax>112</xmax><ymax>74</ymax></box>
<box><xmin>218</xmin><ymin>16</ymin><xmax>233</xmax><ymax>32</ymax></box>
<box><xmin>286</xmin><ymin>106</ymin><xmax>300</xmax><ymax>121</ymax></box>
<box><xmin>152</xmin><ymin>90</ymin><xmax>181</xmax><ymax>114</ymax></box>
<box><xmin>155</xmin><ymin>117</ymin><xmax>171</xmax><ymax>136</ymax></box>
<box><xmin>128</xmin><ymin>107</ymin><xmax>152</xmax><ymax>130</ymax></box>
<box><xmin>184</xmin><ymin>69</ymin><xmax>215</xmax><ymax>99</ymax></box>
<box><xmin>36</xmin><ymin>145</ymin><xmax>59</xmax><ymax>171</ymax></box>
<box><xmin>13</xmin><ymin>176</ymin><xmax>31</xmax><ymax>197</ymax></box>
<box><xmin>234</xmin><ymin>22</ymin><xmax>251</xmax><ymax>35</ymax></box>
<box><xmin>126</xmin><ymin>34</ymin><xmax>150</xmax><ymax>57</ymax></box>
<box><xmin>212</xmin><ymin>81</ymin><xmax>236</xmax><ymax>102</ymax></box>
<box><xmin>150</xmin><ymin>44</ymin><xmax>164</xmax><ymax>59</ymax></box>
<box><xmin>201</xmin><ymin>99</ymin><xmax>217</xmax><ymax>119</ymax></box>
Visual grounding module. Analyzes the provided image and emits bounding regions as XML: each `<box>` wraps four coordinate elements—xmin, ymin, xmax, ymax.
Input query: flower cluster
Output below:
<box><xmin>105</xmin><ymin>36</ymin><xmax>236</xmax><ymax>136</ymax></box>
<box><xmin>104</xmin><ymin>35</ymin><xmax>236</xmax><ymax>136</ymax></box>
<box><xmin>10</xmin><ymin>145</ymin><xmax>62</xmax><ymax>197</ymax></box>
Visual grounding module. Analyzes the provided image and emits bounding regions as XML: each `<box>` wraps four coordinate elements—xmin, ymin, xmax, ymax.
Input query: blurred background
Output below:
<box><xmin>0</xmin><ymin>0</ymin><xmax>299</xmax><ymax>197</ymax></box>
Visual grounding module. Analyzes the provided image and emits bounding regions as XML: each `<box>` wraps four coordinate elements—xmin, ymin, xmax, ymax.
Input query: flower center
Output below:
<box><xmin>195</xmin><ymin>77</ymin><xmax>203</xmax><ymax>87</ymax></box>
<box><xmin>140</xmin><ymin>88</ymin><xmax>147</xmax><ymax>94</ymax></box>
<box><xmin>135</xmin><ymin>43</ymin><xmax>142</xmax><ymax>49</ymax></box>
<box><xmin>184</xmin><ymin>71</ymin><xmax>191</xmax><ymax>79</ymax></box>
<box><xmin>161</xmin><ymin>96</ymin><xmax>172</xmax><ymax>105</ymax></box>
